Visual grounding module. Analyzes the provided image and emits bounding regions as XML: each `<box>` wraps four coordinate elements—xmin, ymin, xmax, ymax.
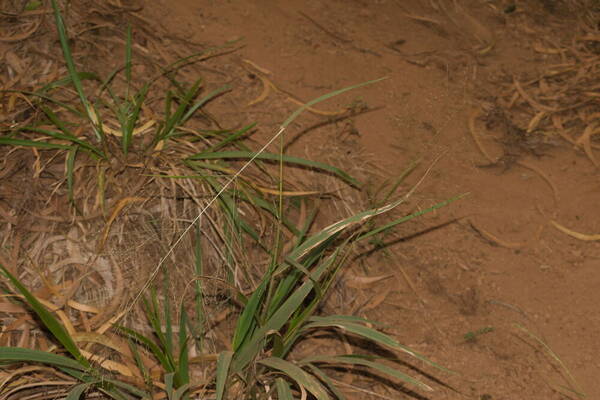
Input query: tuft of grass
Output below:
<box><xmin>0</xmin><ymin>188</ymin><xmax>461</xmax><ymax>399</ymax></box>
<box><xmin>0</xmin><ymin>0</ymin><xmax>359</xmax><ymax>238</ymax></box>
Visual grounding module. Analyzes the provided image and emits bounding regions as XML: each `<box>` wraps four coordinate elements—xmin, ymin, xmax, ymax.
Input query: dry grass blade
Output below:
<box><xmin>550</xmin><ymin>220</ymin><xmax>600</xmax><ymax>241</ymax></box>
<box><xmin>97</xmin><ymin>197</ymin><xmax>147</xmax><ymax>252</ymax></box>
<box><xmin>514</xmin><ymin>323</ymin><xmax>586</xmax><ymax>398</ymax></box>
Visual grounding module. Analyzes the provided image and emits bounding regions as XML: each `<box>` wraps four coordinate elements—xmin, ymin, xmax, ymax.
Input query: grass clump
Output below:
<box><xmin>0</xmin><ymin>1</ymin><xmax>463</xmax><ymax>399</ymax></box>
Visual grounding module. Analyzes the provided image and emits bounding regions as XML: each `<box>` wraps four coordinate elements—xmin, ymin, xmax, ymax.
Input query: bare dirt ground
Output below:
<box><xmin>143</xmin><ymin>0</ymin><xmax>600</xmax><ymax>398</ymax></box>
<box><xmin>1</xmin><ymin>0</ymin><xmax>599</xmax><ymax>399</ymax></box>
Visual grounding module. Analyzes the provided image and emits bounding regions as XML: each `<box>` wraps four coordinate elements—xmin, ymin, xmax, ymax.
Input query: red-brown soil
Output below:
<box><xmin>143</xmin><ymin>1</ymin><xmax>600</xmax><ymax>398</ymax></box>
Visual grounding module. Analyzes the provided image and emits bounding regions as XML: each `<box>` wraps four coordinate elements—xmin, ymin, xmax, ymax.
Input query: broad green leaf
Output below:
<box><xmin>0</xmin><ymin>264</ymin><xmax>89</xmax><ymax>368</ymax></box>
<box><xmin>216</xmin><ymin>351</ymin><xmax>233</xmax><ymax>400</ymax></box>
<box><xmin>259</xmin><ymin>357</ymin><xmax>331</xmax><ymax>400</ymax></box>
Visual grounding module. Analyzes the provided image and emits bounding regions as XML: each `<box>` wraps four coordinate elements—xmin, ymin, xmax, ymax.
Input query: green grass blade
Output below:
<box><xmin>127</xmin><ymin>337</ymin><xmax>150</xmax><ymax>385</ymax></box>
<box><xmin>66</xmin><ymin>382</ymin><xmax>94</xmax><ymax>400</ymax></box>
<box><xmin>39</xmin><ymin>72</ymin><xmax>102</xmax><ymax>95</ymax></box>
<box><xmin>231</xmin><ymin>249</ymin><xmax>336</xmax><ymax>372</ymax></box>
<box><xmin>180</xmin><ymin>85</ymin><xmax>231</xmax><ymax>124</ymax></box>
<box><xmin>309</xmin><ymin>315</ymin><xmax>383</xmax><ymax>327</ymax></box>
<box><xmin>163</xmin><ymin>276</ymin><xmax>174</xmax><ymax>358</ymax></box>
<box><xmin>268</xmin><ymin>235</ymin><xmax>341</xmax><ymax>320</ymax></box>
<box><xmin>19</xmin><ymin>127</ymin><xmax>104</xmax><ymax>158</ymax></box>
<box><xmin>176</xmin><ymin>308</ymin><xmax>190</xmax><ymax>389</ymax></box>
<box><xmin>200</xmin><ymin>123</ymin><xmax>256</xmax><ymax>154</ymax></box>
<box><xmin>285</xmin><ymin>198</ymin><xmax>406</xmax><ymax>262</ymax></box>
<box><xmin>122</xmin><ymin>83</ymin><xmax>150</xmax><ymax>155</ymax></box>
<box><xmin>173</xmin><ymin>384</ymin><xmax>191</xmax><ymax>400</ymax></box>
<box><xmin>193</xmin><ymin>225</ymin><xmax>205</xmax><ymax>350</ymax></box>
<box><xmin>232</xmin><ymin>278</ymin><xmax>267</xmax><ymax>351</ymax></box>
<box><xmin>282</xmin><ymin>77</ymin><xmax>387</xmax><ymax>128</ymax></box>
<box><xmin>305</xmin><ymin>363</ymin><xmax>347</xmax><ymax>400</ymax></box>
<box><xmin>165</xmin><ymin>372</ymin><xmax>175</xmax><ymax>400</ymax></box>
<box><xmin>358</xmin><ymin>194</ymin><xmax>468</xmax><ymax>243</ymax></box>
<box><xmin>59</xmin><ymin>367</ymin><xmax>148</xmax><ymax>399</ymax></box>
<box><xmin>0</xmin><ymin>347</ymin><xmax>86</xmax><ymax>370</ymax></box>
<box><xmin>302</xmin><ymin>319</ymin><xmax>450</xmax><ymax>372</ymax></box>
<box><xmin>258</xmin><ymin>357</ymin><xmax>331</xmax><ymax>400</ymax></box>
<box><xmin>0</xmin><ymin>137</ymin><xmax>72</xmax><ymax>150</ymax></box>
<box><xmin>379</xmin><ymin>159</ymin><xmax>420</xmax><ymax>206</ymax></box>
<box><xmin>40</xmin><ymin>105</ymin><xmax>76</xmax><ymax>137</ymax></box>
<box><xmin>51</xmin><ymin>0</ymin><xmax>102</xmax><ymax>141</ymax></box>
<box><xmin>144</xmin><ymin>291</ymin><xmax>176</xmax><ymax>372</ymax></box>
<box><xmin>275</xmin><ymin>377</ymin><xmax>294</xmax><ymax>400</ymax></box>
<box><xmin>125</xmin><ymin>24</ymin><xmax>132</xmax><ymax>96</ymax></box>
<box><xmin>117</xmin><ymin>326</ymin><xmax>171</xmax><ymax>371</ymax></box>
<box><xmin>203</xmin><ymin>176</ymin><xmax>263</xmax><ymax>245</ymax></box>
<box><xmin>0</xmin><ymin>264</ymin><xmax>89</xmax><ymax>368</ymax></box>
<box><xmin>302</xmin><ymin>355</ymin><xmax>433</xmax><ymax>392</ymax></box>
<box><xmin>66</xmin><ymin>147</ymin><xmax>77</xmax><ymax>205</ymax></box>
<box><xmin>215</xmin><ymin>351</ymin><xmax>233</xmax><ymax>400</ymax></box>
<box><xmin>186</xmin><ymin>151</ymin><xmax>359</xmax><ymax>188</ymax></box>
<box><xmin>155</xmin><ymin>79</ymin><xmax>202</xmax><ymax>143</ymax></box>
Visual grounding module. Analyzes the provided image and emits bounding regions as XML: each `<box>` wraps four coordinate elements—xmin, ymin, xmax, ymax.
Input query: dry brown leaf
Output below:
<box><xmin>516</xmin><ymin>160</ymin><xmax>559</xmax><ymax>206</ymax></box>
<box><xmin>513</xmin><ymin>78</ymin><xmax>558</xmax><ymax>113</ymax></box>
<box><xmin>362</xmin><ymin>286</ymin><xmax>391</xmax><ymax>311</ymax></box>
<box><xmin>80</xmin><ymin>349</ymin><xmax>135</xmax><ymax>377</ymax></box>
<box><xmin>247</xmin><ymin>74</ymin><xmax>271</xmax><ymax>106</ymax></box>
<box><xmin>550</xmin><ymin>220</ymin><xmax>600</xmax><ymax>241</ymax></box>
<box><xmin>98</xmin><ymin>196</ymin><xmax>147</xmax><ymax>252</ymax></box>
<box><xmin>0</xmin><ymin>19</ymin><xmax>42</xmax><ymax>42</ymax></box>
<box><xmin>468</xmin><ymin>108</ymin><xmax>498</xmax><ymax>163</ymax></box>
<box><xmin>345</xmin><ymin>274</ymin><xmax>393</xmax><ymax>289</ymax></box>
<box><xmin>574</xmin><ymin>123</ymin><xmax>600</xmax><ymax>167</ymax></box>
<box><xmin>469</xmin><ymin>219</ymin><xmax>525</xmax><ymax>249</ymax></box>
<box><xmin>527</xmin><ymin>111</ymin><xmax>547</xmax><ymax>133</ymax></box>
<box><xmin>90</xmin><ymin>256</ymin><xmax>125</xmax><ymax>331</ymax></box>
<box><xmin>0</xmin><ymin>301</ymin><xmax>30</xmax><ymax>313</ymax></box>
